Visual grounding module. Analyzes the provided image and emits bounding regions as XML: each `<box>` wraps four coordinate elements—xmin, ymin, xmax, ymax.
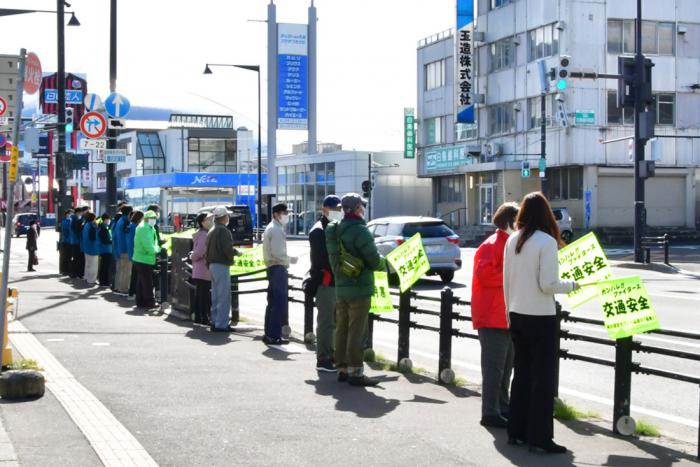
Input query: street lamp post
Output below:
<box><xmin>204</xmin><ymin>63</ymin><xmax>263</xmax><ymax>240</ymax></box>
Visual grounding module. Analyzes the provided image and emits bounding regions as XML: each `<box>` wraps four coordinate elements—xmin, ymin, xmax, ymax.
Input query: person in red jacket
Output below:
<box><xmin>471</xmin><ymin>201</ymin><xmax>519</xmax><ymax>429</ymax></box>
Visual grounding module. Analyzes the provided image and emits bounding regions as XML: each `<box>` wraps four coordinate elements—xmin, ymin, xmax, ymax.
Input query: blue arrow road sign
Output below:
<box><xmin>104</xmin><ymin>92</ymin><xmax>131</xmax><ymax>118</ymax></box>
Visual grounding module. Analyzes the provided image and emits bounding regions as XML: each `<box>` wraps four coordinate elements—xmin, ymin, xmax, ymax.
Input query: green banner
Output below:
<box><xmin>162</xmin><ymin>228</ymin><xmax>196</xmax><ymax>256</ymax></box>
<box><xmin>404</xmin><ymin>108</ymin><xmax>415</xmax><ymax>159</ymax></box>
<box><xmin>370</xmin><ymin>271</ymin><xmax>394</xmax><ymax>314</ymax></box>
<box><xmin>558</xmin><ymin>232</ymin><xmax>613</xmax><ymax>308</ymax></box>
<box><xmin>386</xmin><ymin>233</ymin><xmax>431</xmax><ymax>293</ymax></box>
<box><xmin>229</xmin><ymin>245</ymin><xmax>266</xmax><ymax>277</ymax></box>
<box><xmin>595</xmin><ymin>275</ymin><xmax>660</xmax><ymax>339</ymax></box>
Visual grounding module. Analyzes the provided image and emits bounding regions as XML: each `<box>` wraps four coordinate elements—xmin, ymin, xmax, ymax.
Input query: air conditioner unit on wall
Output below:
<box><xmin>483</xmin><ymin>142</ymin><xmax>503</xmax><ymax>156</ymax></box>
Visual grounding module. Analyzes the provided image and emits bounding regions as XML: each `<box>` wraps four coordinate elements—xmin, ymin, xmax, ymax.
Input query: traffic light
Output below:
<box><xmin>521</xmin><ymin>161</ymin><xmax>531</xmax><ymax>178</ymax></box>
<box><xmin>556</xmin><ymin>55</ymin><xmax>570</xmax><ymax>91</ymax></box>
<box><xmin>65</xmin><ymin>107</ymin><xmax>74</xmax><ymax>134</ymax></box>
<box><xmin>361</xmin><ymin>180</ymin><xmax>371</xmax><ymax>198</ymax></box>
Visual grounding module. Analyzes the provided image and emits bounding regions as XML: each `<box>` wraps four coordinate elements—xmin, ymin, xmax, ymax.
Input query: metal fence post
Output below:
<box><xmin>613</xmin><ymin>336</ymin><xmax>634</xmax><ymax>434</ymax></box>
<box><xmin>231</xmin><ymin>275</ymin><xmax>239</xmax><ymax>326</ymax></box>
<box><xmin>554</xmin><ymin>301</ymin><xmax>563</xmax><ymax>398</ymax></box>
<box><xmin>159</xmin><ymin>251</ymin><xmax>168</xmax><ymax>305</ymax></box>
<box><xmin>663</xmin><ymin>234</ymin><xmax>669</xmax><ymax>265</ymax></box>
<box><xmin>397</xmin><ymin>291</ymin><xmax>411</xmax><ymax>363</ymax></box>
<box><xmin>438</xmin><ymin>287</ymin><xmax>454</xmax><ymax>382</ymax></box>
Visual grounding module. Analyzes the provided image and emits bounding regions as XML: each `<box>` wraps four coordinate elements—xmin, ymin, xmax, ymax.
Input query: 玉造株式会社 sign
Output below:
<box><xmin>456</xmin><ymin>0</ymin><xmax>474</xmax><ymax>124</ymax></box>
<box><xmin>278</xmin><ymin>23</ymin><xmax>308</xmax><ymax>131</ymax></box>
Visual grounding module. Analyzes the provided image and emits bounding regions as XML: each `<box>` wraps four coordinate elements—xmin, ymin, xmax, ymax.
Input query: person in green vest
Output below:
<box><xmin>132</xmin><ymin>210</ymin><xmax>162</xmax><ymax>309</ymax></box>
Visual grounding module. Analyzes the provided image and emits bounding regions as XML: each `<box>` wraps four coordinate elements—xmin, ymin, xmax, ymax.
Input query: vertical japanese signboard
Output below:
<box><xmin>456</xmin><ymin>0</ymin><xmax>474</xmax><ymax>124</ymax></box>
<box><xmin>370</xmin><ymin>271</ymin><xmax>394</xmax><ymax>314</ymax></box>
<box><xmin>557</xmin><ymin>232</ymin><xmax>613</xmax><ymax>308</ymax></box>
<box><xmin>595</xmin><ymin>276</ymin><xmax>660</xmax><ymax>339</ymax></box>
<box><xmin>278</xmin><ymin>23</ymin><xmax>308</xmax><ymax>130</ymax></box>
<box><xmin>404</xmin><ymin>108</ymin><xmax>415</xmax><ymax>159</ymax></box>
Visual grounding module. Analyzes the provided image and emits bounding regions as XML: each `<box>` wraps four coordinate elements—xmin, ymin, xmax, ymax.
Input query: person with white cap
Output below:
<box><xmin>262</xmin><ymin>202</ymin><xmax>298</xmax><ymax>345</ymax></box>
<box><xmin>205</xmin><ymin>206</ymin><xmax>238</xmax><ymax>332</ymax></box>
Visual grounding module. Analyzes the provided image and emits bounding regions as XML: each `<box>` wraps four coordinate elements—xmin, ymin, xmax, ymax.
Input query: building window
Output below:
<box><xmin>546</xmin><ymin>167</ymin><xmax>583</xmax><ymax>200</ymax></box>
<box><xmin>133</xmin><ymin>132</ymin><xmax>165</xmax><ymax>175</ymax></box>
<box><xmin>489</xmin><ymin>37</ymin><xmax>515</xmax><ymax>72</ymax></box>
<box><xmin>425</xmin><ymin>59</ymin><xmax>446</xmax><ymax>90</ymax></box>
<box><xmin>438</xmin><ymin>175</ymin><xmax>465</xmax><ymax>203</ymax></box>
<box><xmin>425</xmin><ymin>116</ymin><xmax>443</xmax><ymax>145</ymax></box>
<box><xmin>187</xmin><ymin>137</ymin><xmax>237</xmax><ymax>172</ymax></box>
<box><xmin>488</xmin><ymin>102</ymin><xmax>514</xmax><ymax>135</ymax></box>
<box><xmin>528</xmin><ymin>24</ymin><xmax>559</xmax><ymax>62</ymax></box>
<box><xmin>490</xmin><ymin>0</ymin><xmax>513</xmax><ymax>9</ymax></box>
<box><xmin>456</xmin><ymin>122</ymin><xmax>477</xmax><ymax>141</ymax></box>
<box><xmin>607</xmin><ymin>20</ymin><xmax>674</xmax><ymax>55</ymax></box>
<box><xmin>527</xmin><ymin>94</ymin><xmax>556</xmax><ymax>129</ymax></box>
<box><xmin>607</xmin><ymin>91</ymin><xmax>675</xmax><ymax>126</ymax></box>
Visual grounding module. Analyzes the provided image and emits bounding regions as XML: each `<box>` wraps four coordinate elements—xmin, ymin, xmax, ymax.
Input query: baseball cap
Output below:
<box><xmin>144</xmin><ymin>210</ymin><xmax>157</xmax><ymax>219</ymax></box>
<box><xmin>322</xmin><ymin>195</ymin><xmax>341</xmax><ymax>208</ymax></box>
<box><xmin>341</xmin><ymin>193</ymin><xmax>367</xmax><ymax>212</ymax></box>
<box><xmin>213</xmin><ymin>206</ymin><xmax>228</xmax><ymax>218</ymax></box>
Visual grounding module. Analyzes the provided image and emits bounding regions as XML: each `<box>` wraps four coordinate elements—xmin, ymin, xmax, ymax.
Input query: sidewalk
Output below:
<box><xmin>1</xmin><ymin>237</ymin><xmax>698</xmax><ymax>466</ymax></box>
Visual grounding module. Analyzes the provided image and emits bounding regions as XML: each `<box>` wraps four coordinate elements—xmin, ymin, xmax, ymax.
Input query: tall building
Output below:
<box><xmin>417</xmin><ymin>0</ymin><xmax>700</xmax><ymax>238</ymax></box>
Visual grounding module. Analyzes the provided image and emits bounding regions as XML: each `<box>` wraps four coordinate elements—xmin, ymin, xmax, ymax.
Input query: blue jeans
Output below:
<box><xmin>265</xmin><ymin>266</ymin><xmax>288</xmax><ymax>339</ymax></box>
<box><xmin>209</xmin><ymin>263</ymin><xmax>231</xmax><ymax>329</ymax></box>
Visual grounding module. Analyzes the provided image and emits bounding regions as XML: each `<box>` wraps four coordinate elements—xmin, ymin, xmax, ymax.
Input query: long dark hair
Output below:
<box><xmin>515</xmin><ymin>192</ymin><xmax>563</xmax><ymax>254</ymax></box>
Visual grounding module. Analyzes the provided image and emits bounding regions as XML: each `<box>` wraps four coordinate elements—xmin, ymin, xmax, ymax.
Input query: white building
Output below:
<box><xmin>417</xmin><ymin>0</ymin><xmax>700</xmax><ymax>238</ymax></box>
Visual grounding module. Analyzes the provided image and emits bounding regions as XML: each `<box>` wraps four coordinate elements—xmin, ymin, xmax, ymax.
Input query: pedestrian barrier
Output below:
<box><xmin>640</xmin><ymin>234</ymin><xmax>670</xmax><ymax>265</ymax></box>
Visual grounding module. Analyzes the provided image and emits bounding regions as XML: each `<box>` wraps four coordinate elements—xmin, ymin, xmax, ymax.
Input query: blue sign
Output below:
<box><xmin>43</xmin><ymin>89</ymin><xmax>83</xmax><ymax>105</ymax></box>
<box><xmin>585</xmin><ymin>189</ymin><xmax>592</xmax><ymax>229</ymax></box>
<box><xmin>0</xmin><ymin>135</ymin><xmax>6</xmax><ymax>147</ymax></box>
<box><xmin>456</xmin><ymin>0</ymin><xmax>475</xmax><ymax>124</ymax></box>
<box><xmin>123</xmin><ymin>172</ymin><xmax>267</xmax><ymax>190</ymax></box>
<box><xmin>104</xmin><ymin>92</ymin><xmax>131</xmax><ymax>118</ymax></box>
<box><xmin>278</xmin><ymin>54</ymin><xmax>308</xmax><ymax>130</ymax></box>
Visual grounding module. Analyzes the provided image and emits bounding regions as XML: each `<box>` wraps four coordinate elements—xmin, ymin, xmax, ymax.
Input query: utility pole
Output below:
<box><xmin>104</xmin><ymin>0</ymin><xmax>118</xmax><ymax>216</ymax></box>
<box><xmin>540</xmin><ymin>91</ymin><xmax>546</xmax><ymax>193</ymax></box>
<box><xmin>55</xmin><ymin>0</ymin><xmax>67</xmax><ymax>226</ymax></box>
<box><xmin>632</xmin><ymin>0</ymin><xmax>646</xmax><ymax>263</ymax></box>
<box><xmin>367</xmin><ymin>153</ymin><xmax>372</xmax><ymax>220</ymax></box>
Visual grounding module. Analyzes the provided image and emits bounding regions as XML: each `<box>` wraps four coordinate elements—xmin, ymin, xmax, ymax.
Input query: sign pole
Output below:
<box><xmin>105</xmin><ymin>0</ymin><xmax>118</xmax><ymax>216</ymax></box>
<box><xmin>0</xmin><ymin>48</ymin><xmax>26</xmax><ymax>375</ymax></box>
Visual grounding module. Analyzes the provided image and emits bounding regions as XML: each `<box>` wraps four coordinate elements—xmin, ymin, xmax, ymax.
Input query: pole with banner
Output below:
<box><xmin>0</xmin><ymin>48</ymin><xmax>27</xmax><ymax>372</ymax></box>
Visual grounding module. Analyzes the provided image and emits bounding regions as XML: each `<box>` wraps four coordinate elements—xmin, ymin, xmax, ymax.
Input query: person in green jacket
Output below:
<box><xmin>132</xmin><ymin>210</ymin><xmax>161</xmax><ymax>309</ymax></box>
<box><xmin>325</xmin><ymin>193</ymin><xmax>386</xmax><ymax>386</ymax></box>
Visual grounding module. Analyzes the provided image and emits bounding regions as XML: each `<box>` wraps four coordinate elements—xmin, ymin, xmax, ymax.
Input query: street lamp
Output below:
<box><xmin>203</xmin><ymin>63</ymin><xmax>263</xmax><ymax>240</ymax></box>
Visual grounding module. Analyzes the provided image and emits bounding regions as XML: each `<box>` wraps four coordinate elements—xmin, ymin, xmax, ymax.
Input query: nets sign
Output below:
<box><xmin>386</xmin><ymin>233</ymin><xmax>431</xmax><ymax>293</ymax></box>
<box><xmin>370</xmin><ymin>271</ymin><xmax>394</xmax><ymax>314</ymax></box>
<box><xmin>595</xmin><ymin>276</ymin><xmax>660</xmax><ymax>339</ymax></box>
<box><xmin>278</xmin><ymin>23</ymin><xmax>308</xmax><ymax>130</ymax></box>
<box><xmin>558</xmin><ymin>232</ymin><xmax>613</xmax><ymax>308</ymax></box>
<box><xmin>230</xmin><ymin>245</ymin><xmax>266</xmax><ymax>276</ymax></box>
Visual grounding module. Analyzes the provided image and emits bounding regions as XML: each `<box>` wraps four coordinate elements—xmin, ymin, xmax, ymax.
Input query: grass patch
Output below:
<box><xmin>236</xmin><ymin>316</ymin><xmax>250</xmax><ymax>323</ymax></box>
<box><xmin>635</xmin><ymin>419</ymin><xmax>661</xmax><ymax>437</ymax></box>
<box><xmin>450</xmin><ymin>376</ymin><xmax>468</xmax><ymax>387</ymax></box>
<box><xmin>364</xmin><ymin>351</ymin><xmax>426</xmax><ymax>375</ymax></box>
<box><xmin>554</xmin><ymin>398</ymin><xmax>598</xmax><ymax>421</ymax></box>
<box><xmin>9</xmin><ymin>359</ymin><xmax>44</xmax><ymax>372</ymax></box>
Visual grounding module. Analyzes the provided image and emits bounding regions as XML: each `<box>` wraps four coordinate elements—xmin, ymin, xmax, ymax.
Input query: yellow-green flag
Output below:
<box><xmin>230</xmin><ymin>245</ymin><xmax>266</xmax><ymax>277</ymax></box>
<box><xmin>162</xmin><ymin>229</ymin><xmax>196</xmax><ymax>256</ymax></box>
<box><xmin>370</xmin><ymin>271</ymin><xmax>394</xmax><ymax>314</ymax></box>
<box><xmin>386</xmin><ymin>233</ymin><xmax>431</xmax><ymax>293</ymax></box>
<box><xmin>558</xmin><ymin>232</ymin><xmax>613</xmax><ymax>308</ymax></box>
<box><xmin>595</xmin><ymin>275</ymin><xmax>660</xmax><ymax>339</ymax></box>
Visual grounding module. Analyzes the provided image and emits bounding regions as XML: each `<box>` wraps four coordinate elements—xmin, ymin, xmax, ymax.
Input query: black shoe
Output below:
<box><xmin>262</xmin><ymin>335</ymin><xmax>274</xmax><ymax>344</ymax></box>
<box><xmin>507</xmin><ymin>436</ymin><xmax>525</xmax><ymax>446</ymax></box>
<box><xmin>210</xmin><ymin>326</ymin><xmax>233</xmax><ymax>333</ymax></box>
<box><xmin>348</xmin><ymin>375</ymin><xmax>379</xmax><ymax>387</ymax></box>
<box><xmin>316</xmin><ymin>360</ymin><xmax>338</xmax><ymax>373</ymax></box>
<box><xmin>480</xmin><ymin>416</ymin><xmax>508</xmax><ymax>428</ymax></box>
<box><xmin>271</xmin><ymin>337</ymin><xmax>289</xmax><ymax>345</ymax></box>
<box><xmin>337</xmin><ymin>371</ymin><xmax>348</xmax><ymax>382</ymax></box>
<box><xmin>528</xmin><ymin>441</ymin><xmax>567</xmax><ymax>454</ymax></box>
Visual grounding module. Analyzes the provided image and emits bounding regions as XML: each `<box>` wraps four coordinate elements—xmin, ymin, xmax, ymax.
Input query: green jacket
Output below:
<box><xmin>325</xmin><ymin>217</ymin><xmax>385</xmax><ymax>299</ymax></box>
<box><xmin>132</xmin><ymin>222</ymin><xmax>160</xmax><ymax>265</ymax></box>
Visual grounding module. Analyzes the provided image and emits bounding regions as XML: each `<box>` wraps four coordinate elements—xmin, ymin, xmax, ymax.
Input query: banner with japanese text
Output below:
<box><xmin>558</xmin><ymin>232</ymin><xmax>613</xmax><ymax>307</ymax></box>
<box><xmin>370</xmin><ymin>271</ymin><xmax>394</xmax><ymax>314</ymax></box>
<box><xmin>230</xmin><ymin>245</ymin><xmax>266</xmax><ymax>277</ymax></box>
<box><xmin>162</xmin><ymin>229</ymin><xmax>196</xmax><ymax>256</ymax></box>
<box><xmin>386</xmin><ymin>233</ymin><xmax>431</xmax><ymax>293</ymax></box>
<box><xmin>595</xmin><ymin>275</ymin><xmax>660</xmax><ymax>339</ymax></box>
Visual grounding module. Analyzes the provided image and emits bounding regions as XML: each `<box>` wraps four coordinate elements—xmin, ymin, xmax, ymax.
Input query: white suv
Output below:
<box><xmin>552</xmin><ymin>208</ymin><xmax>573</xmax><ymax>243</ymax></box>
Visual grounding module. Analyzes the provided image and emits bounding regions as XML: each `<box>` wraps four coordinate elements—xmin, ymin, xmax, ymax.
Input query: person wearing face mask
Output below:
<box><xmin>190</xmin><ymin>213</ymin><xmax>213</xmax><ymax>325</ymax></box>
<box><xmin>81</xmin><ymin>212</ymin><xmax>100</xmax><ymax>286</ymax></box>
<box><xmin>471</xmin><ymin>202</ymin><xmax>519</xmax><ymax>429</ymax></box>
<box><xmin>26</xmin><ymin>220</ymin><xmax>39</xmax><ymax>272</ymax></box>
<box><xmin>205</xmin><ymin>206</ymin><xmax>240</xmax><ymax>332</ymax></box>
<box><xmin>97</xmin><ymin>213</ymin><xmax>113</xmax><ymax>287</ymax></box>
<box><xmin>71</xmin><ymin>207</ymin><xmax>88</xmax><ymax>279</ymax></box>
<box><xmin>307</xmin><ymin>195</ymin><xmax>342</xmax><ymax>372</ymax></box>
<box><xmin>262</xmin><ymin>203</ymin><xmax>298</xmax><ymax>345</ymax></box>
<box><xmin>132</xmin><ymin>210</ymin><xmax>161</xmax><ymax>309</ymax></box>
<box><xmin>126</xmin><ymin>211</ymin><xmax>144</xmax><ymax>300</ymax></box>
<box><xmin>59</xmin><ymin>209</ymin><xmax>74</xmax><ymax>275</ymax></box>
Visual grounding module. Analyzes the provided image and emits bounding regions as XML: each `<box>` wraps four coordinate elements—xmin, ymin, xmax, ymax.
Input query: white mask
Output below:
<box><xmin>148</xmin><ymin>219</ymin><xmax>156</xmax><ymax>227</ymax></box>
<box><xmin>327</xmin><ymin>210</ymin><xmax>342</xmax><ymax>222</ymax></box>
<box><xmin>105</xmin><ymin>220</ymin><xmax>111</xmax><ymax>226</ymax></box>
<box><xmin>279</xmin><ymin>214</ymin><xmax>289</xmax><ymax>226</ymax></box>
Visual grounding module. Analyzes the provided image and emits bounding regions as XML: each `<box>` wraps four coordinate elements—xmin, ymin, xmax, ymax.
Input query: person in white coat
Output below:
<box><xmin>503</xmin><ymin>192</ymin><xmax>580</xmax><ymax>454</ymax></box>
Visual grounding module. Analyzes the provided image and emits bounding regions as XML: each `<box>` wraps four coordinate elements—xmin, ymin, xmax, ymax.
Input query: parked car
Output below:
<box><xmin>367</xmin><ymin>216</ymin><xmax>462</xmax><ymax>284</ymax></box>
<box><xmin>197</xmin><ymin>205</ymin><xmax>253</xmax><ymax>246</ymax></box>
<box><xmin>12</xmin><ymin>213</ymin><xmax>40</xmax><ymax>237</ymax></box>
<box><xmin>552</xmin><ymin>207</ymin><xmax>573</xmax><ymax>243</ymax></box>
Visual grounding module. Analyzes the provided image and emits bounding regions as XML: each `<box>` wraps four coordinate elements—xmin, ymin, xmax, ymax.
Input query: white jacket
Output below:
<box><xmin>503</xmin><ymin>230</ymin><xmax>575</xmax><ymax>316</ymax></box>
<box><xmin>263</xmin><ymin>219</ymin><xmax>290</xmax><ymax>268</ymax></box>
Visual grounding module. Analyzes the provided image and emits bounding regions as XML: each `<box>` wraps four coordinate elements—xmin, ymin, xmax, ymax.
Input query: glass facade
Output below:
<box><xmin>277</xmin><ymin>162</ymin><xmax>336</xmax><ymax>235</ymax></box>
<box><xmin>135</xmin><ymin>132</ymin><xmax>165</xmax><ymax>175</ymax></box>
<box><xmin>188</xmin><ymin>138</ymin><xmax>237</xmax><ymax>172</ymax></box>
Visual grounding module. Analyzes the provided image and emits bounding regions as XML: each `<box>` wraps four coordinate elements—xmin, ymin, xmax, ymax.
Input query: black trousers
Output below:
<box><xmin>193</xmin><ymin>278</ymin><xmax>212</xmax><ymax>324</ymax></box>
<box><xmin>27</xmin><ymin>248</ymin><xmax>37</xmax><ymax>271</ymax></box>
<box><xmin>507</xmin><ymin>312</ymin><xmax>558</xmax><ymax>447</ymax></box>
<box><xmin>59</xmin><ymin>243</ymin><xmax>70</xmax><ymax>274</ymax></box>
<box><xmin>128</xmin><ymin>263</ymin><xmax>137</xmax><ymax>296</ymax></box>
<box><xmin>98</xmin><ymin>254</ymin><xmax>112</xmax><ymax>286</ymax></box>
<box><xmin>70</xmin><ymin>244</ymin><xmax>81</xmax><ymax>277</ymax></box>
<box><xmin>133</xmin><ymin>262</ymin><xmax>155</xmax><ymax>308</ymax></box>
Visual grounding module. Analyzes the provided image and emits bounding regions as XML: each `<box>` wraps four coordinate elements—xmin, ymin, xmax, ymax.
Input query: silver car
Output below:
<box><xmin>552</xmin><ymin>207</ymin><xmax>573</xmax><ymax>243</ymax></box>
<box><xmin>367</xmin><ymin>216</ymin><xmax>462</xmax><ymax>284</ymax></box>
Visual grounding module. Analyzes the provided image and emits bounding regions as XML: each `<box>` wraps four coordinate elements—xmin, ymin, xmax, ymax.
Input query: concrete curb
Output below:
<box><xmin>613</xmin><ymin>261</ymin><xmax>700</xmax><ymax>279</ymax></box>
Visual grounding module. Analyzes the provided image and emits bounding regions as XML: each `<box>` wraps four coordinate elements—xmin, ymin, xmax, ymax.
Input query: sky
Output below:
<box><xmin>2</xmin><ymin>0</ymin><xmax>454</xmax><ymax>155</ymax></box>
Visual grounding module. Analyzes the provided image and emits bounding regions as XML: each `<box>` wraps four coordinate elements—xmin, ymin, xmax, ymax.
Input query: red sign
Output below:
<box><xmin>0</xmin><ymin>96</ymin><xmax>6</xmax><ymax>116</ymax></box>
<box><xmin>80</xmin><ymin>111</ymin><xmax>107</xmax><ymax>139</ymax></box>
<box><xmin>24</xmin><ymin>52</ymin><xmax>42</xmax><ymax>95</ymax></box>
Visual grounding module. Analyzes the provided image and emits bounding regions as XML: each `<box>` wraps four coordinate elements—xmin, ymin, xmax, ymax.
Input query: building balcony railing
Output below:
<box><xmin>417</xmin><ymin>28</ymin><xmax>454</xmax><ymax>48</ymax></box>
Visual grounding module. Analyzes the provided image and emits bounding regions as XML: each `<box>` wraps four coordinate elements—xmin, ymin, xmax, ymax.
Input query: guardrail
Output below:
<box><xmin>641</xmin><ymin>234</ymin><xmax>670</xmax><ymax>265</ymax></box>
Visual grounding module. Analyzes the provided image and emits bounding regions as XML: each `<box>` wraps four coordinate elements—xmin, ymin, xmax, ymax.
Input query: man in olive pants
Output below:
<box><xmin>325</xmin><ymin>193</ymin><xmax>385</xmax><ymax>387</ymax></box>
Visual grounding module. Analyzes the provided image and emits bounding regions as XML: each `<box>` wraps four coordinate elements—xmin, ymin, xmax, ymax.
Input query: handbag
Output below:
<box><xmin>335</xmin><ymin>225</ymin><xmax>364</xmax><ymax>279</ymax></box>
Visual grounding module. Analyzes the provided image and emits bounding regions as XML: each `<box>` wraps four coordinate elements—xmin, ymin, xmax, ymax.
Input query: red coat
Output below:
<box><xmin>471</xmin><ymin>230</ymin><xmax>509</xmax><ymax>329</ymax></box>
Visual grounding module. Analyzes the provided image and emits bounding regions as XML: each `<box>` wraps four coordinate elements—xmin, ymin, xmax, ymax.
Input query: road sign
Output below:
<box><xmin>104</xmin><ymin>149</ymin><xmax>127</xmax><ymax>163</ymax></box>
<box><xmin>0</xmin><ymin>97</ymin><xmax>6</xmax><ymax>117</ymax></box>
<box><xmin>0</xmin><ymin>135</ymin><xmax>6</xmax><ymax>147</ymax></box>
<box><xmin>71</xmin><ymin>153</ymin><xmax>90</xmax><ymax>170</ymax></box>
<box><xmin>80</xmin><ymin>138</ymin><xmax>107</xmax><ymax>150</ymax></box>
<box><xmin>104</xmin><ymin>92</ymin><xmax>130</xmax><ymax>118</ymax></box>
<box><xmin>575</xmin><ymin>110</ymin><xmax>595</xmax><ymax>125</ymax></box>
<box><xmin>80</xmin><ymin>111</ymin><xmax>107</xmax><ymax>139</ymax></box>
<box><xmin>108</xmin><ymin>118</ymin><xmax>126</xmax><ymax>129</ymax></box>
<box><xmin>83</xmin><ymin>93</ymin><xmax>103</xmax><ymax>112</ymax></box>
<box><xmin>0</xmin><ymin>117</ymin><xmax>7</xmax><ymax>126</ymax></box>
<box><xmin>8</xmin><ymin>146</ymin><xmax>19</xmax><ymax>182</ymax></box>
<box><xmin>23</xmin><ymin>52</ymin><xmax>42</xmax><ymax>95</ymax></box>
